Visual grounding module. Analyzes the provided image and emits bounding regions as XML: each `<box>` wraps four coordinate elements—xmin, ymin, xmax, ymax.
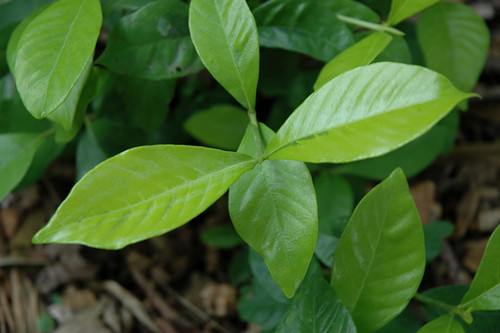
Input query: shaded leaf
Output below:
<box><xmin>331</xmin><ymin>168</ymin><xmax>425</xmax><ymax>332</ymax></box>
<box><xmin>265</xmin><ymin>62</ymin><xmax>473</xmax><ymax>163</ymax></box>
<box><xmin>276</xmin><ymin>259</ymin><xmax>356</xmax><ymax>333</ymax></box>
<box><xmin>201</xmin><ymin>224</ymin><xmax>243</xmax><ymax>249</ymax></box>
<box><xmin>229</xmin><ymin>124</ymin><xmax>317</xmax><ymax>297</ymax></box>
<box><xmin>253</xmin><ymin>0</ymin><xmax>354</xmax><ymax>62</ymax></box>
<box><xmin>98</xmin><ymin>0</ymin><xmax>203</xmax><ymax>80</ymax></box>
<box><xmin>424</xmin><ymin>221</ymin><xmax>454</xmax><ymax>263</ymax></box>
<box><xmin>75</xmin><ymin>129</ymin><xmax>108</xmax><ymax>180</ymax></box>
<box><xmin>314</xmin><ymin>32</ymin><xmax>392</xmax><ymax>90</ymax></box>
<box><xmin>33</xmin><ymin>146</ymin><xmax>255</xmax><ymax>249</ymax></box>
<box><xmin>420</xmin><ymin>285</ymin><xmax>469</xmax><ymax>321</ymax></box>
<box><xmin>184</xmin><ymin>104</ymin><xmax>249</xmax><ymax>150</ymax></box>
<box><xmin>14</xmin><ymin>0</ymin><xmax>102</xmax><ymax>117</ymax></box>
<box><xmin>373</xmin><ymin>308</ymin><xmax>421</xmax><ymax>333</ymax></box>
<box><xmin>417</xmin><ymin>314</ymin><xmax>464</xmax><ymax>333</ymax></box>
<box><xmin>189</xmin><ymin>0</ymin><xmax>259</xmax><ymax>109</ymax></box>
<box><xmin>387</xmin><ymin>0</ymin><xmax>439</xmax><ymax>26</ymax></box>
<box><xmin>417</xmin><ymin>2</ymin><xmax>490</xmax><ymax>92</ymax></box>
<box><xmin>0</xmin><ymin>132</ymin><xmax>45</xmax><ymax>200</ymax></box>
<box><xmin>460</xmin><ymin>225</ymin><xmax>500</xmax><ymax>311</ymax></box>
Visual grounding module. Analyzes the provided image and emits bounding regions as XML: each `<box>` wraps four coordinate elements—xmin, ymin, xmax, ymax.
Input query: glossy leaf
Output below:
<box><xmin>13</xmin><ymin>0</ymin><xmax>102</xmax><ymax>118</ymax></box>
<box><xmin>253</xmin><ymin>0</ymin><xmax>354</xmax><ymax>62</ymax></box>
<box><xmin>336</xmin><ymin>110</ymin><xmax>460</xmax><ymax>180</ymax></box>
<box><xmin>417</xmin><ymin>2</ymin><xmax>490</xmax><ymax>92</ymax></box>
<box><xmin>265</xmin><ymin>62</ymin><xmax>473</xmax><ymax>163</ymax></box>
<box><xmin>424</xmin><ymin>221</ymin><xmax>454</xmax><ymax>263</ymax></box>
<box><xmin>229</xmin><ymin>124</ymin><xmax>317</xmax><ymax>298</ymax></box>
<box><xmin>184</xmin><ymin>104</ymin><xmax>249</xmax><ymax>150</ymax></box>
<box><xmin>201</xmin><ymin>224</ymin><xmax>243</xmax><ymax>249</ymax></box>
<box><xmin>387</xmin><ymin>0</ymin><xmax>439</xmax><ymax>26</ymax></box>
<box><xmin>276</xmin><ymin>259</ymin><xmax>356</xmax><ymax>333</ymax></box>
<box><xmin>33</xmin><ymin>146</ymin><xmax>256</xmax><ymax>249</ymax></box>
<box><xmin>98</xmin><ymin>0</ymin><xmax>203</xmax><ymax>80</ymax></box>
<box><xmin>417</xmin><ymin>314</ymin><xmax>464</xmax><ymax>333</ymax></box>
<box><xmin>331</xmin><ymin>168</ymin><xmax>425</xmax><ymax>332</ymax></box>
<box><xmin>460</xmin><ymin>225</ymin><xmax>500</xmax><ymax>311</ymax></box>
<box><xmin>314</xmin><ymin>32</ymin><xmax>392</xmax><ymax>90</ymax></box>
<box><xmin>0</xmin><ymin>132</ymin><xmax>45</xmax><ymax>200</ymax></box>
<box><xmin>189</xmin><ymin>0</ymin><xmax>259</xmax><ymax>110</ymax></box>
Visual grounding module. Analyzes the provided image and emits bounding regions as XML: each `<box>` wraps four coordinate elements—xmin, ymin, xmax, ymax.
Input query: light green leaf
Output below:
<box><xmin>314</xmin><ymin>32</ymin><xmax>392</xmax><ymax>90</ymax></box>
<box><xmin>33</xmin><ymin>145</ymin><xmax>256</xmax><ymax>249</ymax></box>
<box><xmin>253</xmin><ymin>0</ymin><xmax>354</xmax><ymax>62</ymax></box>
<box><xmin>417</xmin><ymin>2</ymin><xmax>490</xmax><ymax>92</ymax></box>
<box><xmin>13</xmin><ymin>0</ymin><xmax>102</xmax><ymax>118</ymax></box>
<box><xmin>0</xmin><ymin>132</ymin><xmax>45</xmax><ymax>200</ymax></box>
<box><xmin>184</xmin><ymin>104</ymin><xmax>249</xmax><ymax>150</ymax></box>
<box><xmin>265</xmin><ymin>62</ymin><xmax>473</xmax><ymax>163</ymax></box>
<box><xmin>331</xmin><ymin>168</ymin><xmax>425</xmax><ymax>332</ymax></box>
<box><xmin>189</xmin><ymin>0</ymin><xmax>259</xmax><ymax>110</ymax></box>
<box><xmin>229</xmin><ymin>124</ymin><xmax>317</xmax><ymax>298</ymax></box>
<box><xmin>276</xmin><ymin>259</ymin><xmax>357</xmax><ymax>333</ymax></box>
<box><xmin>417</xmin><ymin>314</ymin><xmax>464</xmax><ymax>333</ymax></box>
<box><xmin>460</xmin><ymin>224</ymin><xmax>500</xmax><ymax>311</ymax></box>
<box><xmin>387</xmin><ymin>0</ymin><xmax>439</xmax><ymax>26</ymax></box>
<box><xmin>46</xmin><ymin>57</ymin><xmax>92</xmax><ymax>130</ymax></box>
<box><xmin>98</xmin><ymin>0</ymin><xmax>203</xmax><ymax>80</ymax></box>
<box><xmin>6</xmin><ymin>4</ymin><xmax>49</xmax><ymax>75</ymax></box>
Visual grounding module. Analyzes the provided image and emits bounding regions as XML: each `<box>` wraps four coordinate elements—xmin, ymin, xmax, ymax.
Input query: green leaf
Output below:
<box><xmin>424</xmin><ymin>221</ymin><xmax>454</xmax><ymax>263</ymax></box>
<box><xmin>0</xmin><ymin>132</ymin><xmax>45</xmax><ymax>200</ymax></box>
<box><xmin>373</xmin><ymin>308</ymin><xmax>422</xmax><ymax>333</ymax></box>
<box><xmin>417</xmin><ymin>314</ymin><xmax>464</xmax><ymax>333</ymax></box>
<box><xmin>75</xmin><ymin>129</ymin><xmax>108</xmax><ymax>180</ymax></box>
<box><xmin>98</xmin><ymin>0</ymin><xmax>203</xmax><ymax>80</ymax></box>
<box><xmin>184</xmin><ymin>104</ymin><xmax>249</xmax><ymax>150</ymax></box>
<box><xmin>189</xmin><ymin>0</ymin><xmax>259</xmax><ymax>110</ymax></box>
<box><xmin>229</xmin><ymin>124</ymin><xmax>317</xmax><ymax>298</ymax></box>
<box><xmin>314</xmin><ymin>31</ymin><xmax>392</xmax><ymax>90</ymax></box>
<box><xmin>460</xmin><ymin>225</ymin><xmax>500</xmax><ymax>311</ymax></box>
<box><xmin>33</xmin><ymin>145</ymin><xmax>256</xmax><ymax>249</ymax></box>
<box><xmin>265</xmin><ymin>62</ymin><xmax>473</xmax><ymax>163</ymax></box>
<box><xmin>6</xmin><ymin>4</ymin><xmax>49</xmax><ymax>75</ymax></box>
<box><xmin>387</xmin><ymin>0</ymin><xmax>439</xmax><ymax>26</ymax></box>
<box><xmin>420</xmin><ymin>285</ymin><xmax>469</xmax><ymax>321</ymax></box>
<box><xmin>331</xmin><ymin>168</ymin><xmax>425</xmax><ymax>332</ymax></box>
<box><xmin>201</xmin><ymin>224</ymin><xmax>243</xmax><ymax>249</ymax></box>
<box><xmin>373</xmin><ymin>35</ymin><xmax>412</xmax><ymax>64</ymax></box>
<box><xmin>13</xmin><ymin>0</ymin><xmax>102</xmax><ymax>118</ymax></box>
<box><xmin>253</xmin><ymin>0</ymin><xmax>354</xmax><ymax>62</ymax></box>
<box><xmin>327</xmin><ymin>0</ymin><xmax>379</xmax><ymax>24</ymax></box>
<box><xmin>229</xmin><ymin>247</ymin><xmax>251</xmax><ymax>285</ymax></box>
<box><xmin>335</xmin><ymin>110</ymin><xmax>460</xmax><ymax>180</ymax></box>
<box><xmin>276</xmin><ymin>259</ymin><xmax>357</xmax><ymax>333</ymax></box>
<box><xmin>0</xmin><ymin>23</ymin><xmax>16</xmax><ymax>76</ymax></box>
<box><xmin>417</xmin><ymin>2</ymin><xmax>490</xmax><ymax>92</ymax></box>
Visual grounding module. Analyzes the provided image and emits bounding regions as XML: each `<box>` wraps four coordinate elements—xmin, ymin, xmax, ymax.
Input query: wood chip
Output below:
<box><xmin>1</xmin><ymin>208</ymin><xmax>20</xmax><ymax>239</ymax></box>
<box><xmin>104</xmin><ymin>280</ymin><xmax>159</xmax><ymax>333</ymax></box>
<box><xmin>464</xmin><ymin>239</ymin><xmax>489</xmax><ymax>273</ymax></box>
<box><xmin>478</xmin><ymin>208</ymin><xmax>500</xmax><ymax>231</ymax></box>
<box><xmin>410</xmin><ymin>181</ymin><xmax>437</xmax><ymax>225</ymax></box>
<box><xmin>199</xmin><ymin>282</ymin><xmax>237</xmax><ymax>318</ymax></box>
<box><xmin>454</xmin><ymin>186</ymin><xmax>482</xmax><ymax>238</ymax></box>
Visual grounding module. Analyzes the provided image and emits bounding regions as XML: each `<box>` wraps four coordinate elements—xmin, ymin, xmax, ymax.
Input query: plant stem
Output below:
<box><xmin>336</xmin><ymin>14</ymin><xmax>405</xmax><ymax>36</ymax></box>
<box><xmin>414</xmin><ymin>293</ymin><xmax>473</xmax><ymax>324</ymax></box>
<box><xmin>247</xmin><ymin>107</ymin><xmax>265</xmax><ymax>156</ymax></box>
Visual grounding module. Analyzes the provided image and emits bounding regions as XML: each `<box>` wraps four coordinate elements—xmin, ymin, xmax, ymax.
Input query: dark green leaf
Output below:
<box><xmin>229</xmin><ymin>247</ymin><xmax>251</xmax><ymax>285</ymax></box>
<box><xmin>0</xmin><ymin>132</ymin><xmax>45</xmax><ymax>200</ymax></box>
<box><xmin>314</xmin><ymin>31</ymin><xmax>392</xmax><ymax>90</ymax></box>
<box><xmin>253</xmin><ymin>0</ymin><xmax>354</xmax><ymax>62</ymax></box>
<box><xmin>373</xmin><ymin>35</ymin><xmax>412</xmax><ymax>64</ymax></box>
<box><xmin>420</xmin><ymin>285</ymin><xmax>469</xmax><ymax>321</ymax></box>
<box><xmin>189</xmin><ymin>0</ymin><xmax>259</xmax><ymax>109</ymax></box>
<box><xmin>387</xmin><ymin>0</ymin><xmax>439</xmax><ymax>26</ymax></box>
<box><xmin>0</xmin><ymin>23</ymin><xmax>16</xmax><ymax>76</ymax></box>
<box><xmin>276</xmin><ymin>259</ymin><xmax>356</xmax><ymax>333</ymax></box>
<box><xmin>13</xmin><ymin>0</ymin><xmax>102</xmax><ymax>117</ymax></box>
<box><xmin>331</xmin><ymin>168</ymin><xmax>425</xmax><ymax>332</ymax></box>
<box><xmin>98</xmin><ymin>0</ymin><xmax>203</xmax><ymax>80</ymax></box>
<box><xmin>424</xmin><ymin>221</ymin><xmax>454</xmax><ymax>263</ymax></box>
<box><xmin>460</xmin><ymin>225</ymin><xmax>500</xmax><ymax>311</ymax></box>
<box><xmin>265</xmin><ymin>63</ymin><xmax>473</xmax><ymax>163</ymax></box>
<box><xmin>184</xmin><ymin>104</ymin><xmax>249</xmax><ymax>150</ymax></box>
<box><xmin>373</xmin><ymin>308</ymin><xmax>421</xmax><ymax>333</ymax></box>
<box><xmin>201</xmin><ymin>224</ymin><xmax>243</xmax><ymax>249</ymax></box>
<box><xmin>33</xmin><ymin>146</ymin><xmax>256</xmax><ymax>249</ymax></box>
<box><xmin>76</xmin><ymin>129</ymin><xmax>108</xmax><ymax>180</ymax></box>
<box><xmin>229</xmin><ymin>124</ymin><xmax>317</xmax><ymax>297</ymax></box>
<box><xmin>417</xmin><ymin>2</ymin><xmax>490</xmax><ymax>92</ymax></box>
